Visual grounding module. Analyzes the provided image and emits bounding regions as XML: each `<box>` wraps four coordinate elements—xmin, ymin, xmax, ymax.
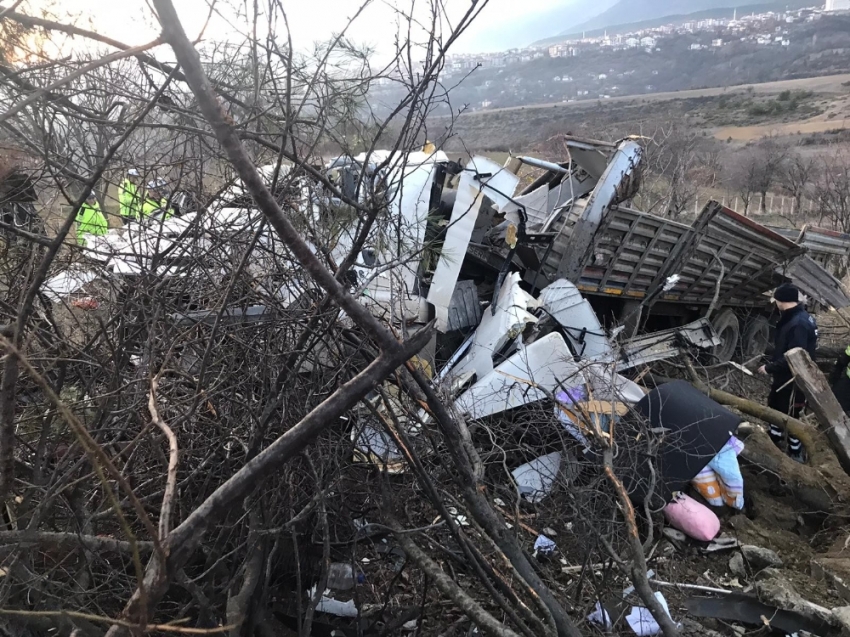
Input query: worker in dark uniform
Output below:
<box><xmin>757</xmin><ymin>283</ymin><xmax>818</xmax><ymax>462</ymax></box>
<box><xmin>830</xmin><ymin>344</ymin><xmax>850</xmax><ymax>414</ymax></box>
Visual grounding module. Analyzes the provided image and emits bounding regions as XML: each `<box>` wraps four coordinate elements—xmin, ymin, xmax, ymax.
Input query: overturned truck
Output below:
<box><xmin>388</xmin><ymin>136</ymin><xmax>850</xmax><ymax>363</ymax></box>
<box><xmin>45</xmin><ymin>136</ymin><xmax>850</xmax><ymax>372</ymax></box>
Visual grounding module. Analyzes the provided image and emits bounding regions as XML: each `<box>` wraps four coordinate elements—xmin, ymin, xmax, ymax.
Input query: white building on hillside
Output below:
<box><xmin>825</xmin><ymin>0</ymin><xmax>850</xmax><ymax>11</ymax></box>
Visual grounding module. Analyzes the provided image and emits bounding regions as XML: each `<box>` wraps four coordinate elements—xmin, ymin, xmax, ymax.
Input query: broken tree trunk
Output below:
<box><xmin>684</xmin><ymin>365</ymin><xmax>817</xmax><ymax>450</ymax></box>
<box><xmin>738</xmin><ymin>425</ymin><xmax>850</xmax><ymax>514</ymax></box>
<box><xmin>784</xmin><ymin>347</ymin><xmax>850</xmax><ymax>476</ymax></box>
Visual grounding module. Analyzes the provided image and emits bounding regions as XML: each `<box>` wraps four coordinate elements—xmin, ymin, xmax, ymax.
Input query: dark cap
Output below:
<box><xmin>773</xmin><ymin>283</ymin><xmax>799</xmax><ymax>303</ymax></box>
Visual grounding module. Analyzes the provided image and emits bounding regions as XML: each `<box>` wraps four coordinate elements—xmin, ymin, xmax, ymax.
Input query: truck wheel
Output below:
<box><xmin>711</xmin><ymin>309</ymin><xmax>740</xmax><ymax>363</ymax></box>
<box><xmin>742</xmin><ymin>315</ymin><xmax>770</xmax><ymax>359</ymax></box>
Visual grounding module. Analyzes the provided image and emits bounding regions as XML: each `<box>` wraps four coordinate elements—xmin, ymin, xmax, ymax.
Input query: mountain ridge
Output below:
<box><xmin>568</xmin><ymin>0</ymin><xmax>810</xmax><ymax>35</ymax></box>
<box><xmin>466</xmin><ymin>0</ymin><xmax>618</xmax><ymax>52</ymax></box>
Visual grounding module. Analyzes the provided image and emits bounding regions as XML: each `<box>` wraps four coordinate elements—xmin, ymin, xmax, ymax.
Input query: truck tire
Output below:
<box><xmin>742</xmin><ymin>315</ymin><xmax>770</xmax><ymax>359</ymax></box>
<box><xmin>711</xmin><ymin>309</ymin><xmax>740</xmax><ymax>363</ymax></box>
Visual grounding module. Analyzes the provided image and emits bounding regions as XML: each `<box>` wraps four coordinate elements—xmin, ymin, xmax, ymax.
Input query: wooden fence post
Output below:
<box><xmin>785</xmin><ymin>347</ymin><xmax>850</xmax><ymax>474</ymax></box>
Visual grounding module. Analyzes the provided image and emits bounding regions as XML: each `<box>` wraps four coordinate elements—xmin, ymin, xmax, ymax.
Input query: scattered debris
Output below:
<box><xmin>587</xmin><ymin>601</ymin><xmax>613</xmax><ymax>631</ymax></box>
<box><xmin>70</xmin><ymin>296</ymin><xmax>99</xmax><ymax>310</ymax></box>
<box><xmin>351</xmin><ymin>424</ymin><xmax>405</xmax><ymax>474</ymax></box>
<box><xmin>326</xmin><ymin>563</ymin><xmax>356</xmax><ymax>591</ymax></box>
<box><xmin>741</xmin><ymin>544</ymin><xmax>784</xmax><ymax>570</ymax></box>
<box><xmin>445</xmin><ymin>507</ymin><xmax>470</xmax><ymax>527</ymax></box>
<box><xmin>533</xmin><ymin>534</ymin><xmax>557</xmax><ymax>558</ymax></box>
<box><xmin>702</xmin><ymin>535</ymin><xmax>740</xmax><ymax>554</ymax></box>
<box><xmin>42</xmin><ymin>268</ymin><xmax>99</xmax><ymax>302</ymax></box>
<box><xmin>664</xmin><ymin>493</ymin><xmax>721</xmax><ymax>542</ymax></box>
<box><xmin>625</xmin><ymin>591</ymin><xmax>678</xmax><ymax>636</ymax></box>
<box><xmin>309</xmin><ymin>586</ymin><xmax>359</xmax><ymax>618</ymax></box>
<box><xmin>623</xmin><ymin>569</ymin><xmax>655</xmax><ymax>598</ymax></box>
<box><xmin>21</xmin><ymin>129</ymin><xmax>850</xmax><ymax>637</ymax></box>
<box><xmin>729</xmin><ymin>553</ymin><xmax>747</xmax><ymax>579</ymax></box>
<box><xmin>686</xmin><ymin>588</ymin><xmax>836</xmax><ymax>636</ymax></box>
<box><xmin>755</xmin><ymin>573</ymin><xmax>836</xmax><ymax>628</ymax></box>
<box><xmin>511</xmin><ymin>452</ymin><xmax>561</xmax><ymax>503</ymax></box>
<box><xmin>812</xmin><ymin>558</ymin><xmax>850</xmax><ymax>604</ymax></box>
<box><xmin>662</xmin><ymin>527</ymin><xmax>687</xmax><ymax>545</ymax></box>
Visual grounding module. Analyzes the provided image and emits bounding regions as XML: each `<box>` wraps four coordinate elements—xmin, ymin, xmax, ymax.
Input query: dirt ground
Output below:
<box><xmin>456</xmin><ymin>73</ymin><xmax>850</xmax><ymax>120</ymax></box>
<box><xmin>646</xmin><ymin>322</ymin><xmax>850</xmax><ymax>636</ymax></box>
<box><xmin>714</xmin><ymin>114</ymin><xmax>850</xmax><ymax>141</ymax></box>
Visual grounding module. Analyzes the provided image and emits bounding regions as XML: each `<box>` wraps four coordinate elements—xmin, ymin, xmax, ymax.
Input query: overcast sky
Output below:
<box><xmin>28</xmin><ymin>0</ymin><xmax>575</xmax><ymax>56</ymax></box>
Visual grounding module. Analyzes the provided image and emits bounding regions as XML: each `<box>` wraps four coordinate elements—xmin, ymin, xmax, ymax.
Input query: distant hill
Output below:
<box><xmin>551</xmin><ymin>0</ymin><xmax>814</xmax><ymax>39</ymax></box>
<box><xmin>468</xmin><ymin>0</ymin><xmax>619</xmax><ymax>52</ymax></box>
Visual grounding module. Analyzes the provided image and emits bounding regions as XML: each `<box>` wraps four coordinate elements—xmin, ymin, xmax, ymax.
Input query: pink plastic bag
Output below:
<box><xmin>663</xmin><ymin>493</ymin><xmax>720</xmax><ymax>542</ymax></box>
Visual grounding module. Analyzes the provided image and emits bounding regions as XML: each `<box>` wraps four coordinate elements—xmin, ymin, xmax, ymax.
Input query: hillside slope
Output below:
<box><xmin>475</xmin><ymin>0</ymin><xmax>619</xmax><ymax>51</ymax></box>
<box><xmin>570</xmin><ymin>0</ymin><xmax>810</xmax><ymax>34</ymax></box>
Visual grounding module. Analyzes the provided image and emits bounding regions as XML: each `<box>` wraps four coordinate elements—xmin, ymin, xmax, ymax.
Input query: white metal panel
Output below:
<box><xmin>540</xmin><ymin>279</ymin><xmax>613</xmax><ymax>362</ymax></box>
<box><xmin>443</xmin><ymin>272</ymin><xmax>539</xmax><ymax>383</ymax></box>
<box><xmin>427</xmin><ymin>157</ymin><xmax>519</xmax><ymax>331</ymax></box>
<box><xmin>453</xmin><ymin>332</ymin><xmax>584</xmax><ymax>420</ymax></box>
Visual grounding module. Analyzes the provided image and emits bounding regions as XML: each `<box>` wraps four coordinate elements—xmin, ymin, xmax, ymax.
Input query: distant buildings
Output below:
<box><xmin>825</xmin><ymin>0</ymin><xmax>850</xmax><ymax>11</ymax></box>
<box><xmin>413</xmin><ymin>3</ymin><xmax>844</xmax><ymax>116</ymax></box>
<box><xmin>548</xmin><ymin>44</ymin><xmax>578</xmax><ymax>58</ymax></box>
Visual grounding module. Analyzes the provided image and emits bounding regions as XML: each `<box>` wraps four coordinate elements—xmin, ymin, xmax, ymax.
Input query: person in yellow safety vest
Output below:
<box><xmin>119</xmin><ymin>168</ymin><xmax>142</xmax><ymax>221</ymax></box>
<box><xmin>141</xmin><ymin>179</ymin><xmax>174</xmax><ymax>219</ymax></box>
<box><xmin>76</xmin><ymin>192</ymin><xmax>108</xmax><ymax>246</ymax></box>
<box><xmin>830</xmin><ymin>344</ymin><xmax>850</xmax><ymax>414</ymax></box>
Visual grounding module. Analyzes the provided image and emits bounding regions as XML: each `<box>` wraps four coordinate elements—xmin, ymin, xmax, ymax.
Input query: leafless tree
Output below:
<box><xmin>0</xmin><ymin>2</ymin><xmax>686</xmax><ymax>637</ymax></box>
<box><xmin>780</xmin><ymin>149</ymin><xmax>816</xmax><ymax>221</ymax></box>
<box><xmin>634</xmin><ymin>123</ymin><xmax>715</xmax><ymax>219</ymax></box>
<box><xmin>723</xmin><ymin>141</ymin><xmax>786</xmax><ymax>215</ymax></box>
<box><xmin>814</xmin><ymin>150</ymin><xmax>850</xmax><ymax>234</ymax></box>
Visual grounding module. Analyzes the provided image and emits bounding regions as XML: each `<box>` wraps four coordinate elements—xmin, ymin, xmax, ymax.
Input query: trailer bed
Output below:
<box><xmin>575</xmin><ymin>202</ymin><xmax>805</xmax><ymax>306</ymax></box>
